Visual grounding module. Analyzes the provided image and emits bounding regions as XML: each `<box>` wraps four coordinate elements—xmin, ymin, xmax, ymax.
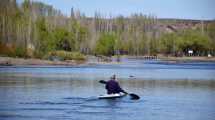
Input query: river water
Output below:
<box><xmin>0</xmin><ymin>59</ymin><xmax>215</xmax><ymax>120</ymax></box>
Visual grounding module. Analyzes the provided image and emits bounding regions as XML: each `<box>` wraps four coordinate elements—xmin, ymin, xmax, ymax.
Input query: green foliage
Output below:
<box><xmin>35</xmin><ymin>19</ymin><xmax>75</xmax><ymax>56</ymax></box>
<box><xmin>1</xmin><ymin>0</ymin><xmax>215</xmax><ymax>58</ymax></box>
<box><xmin>35</xmin><ymin>18</ymin><xmax>55</xmax><ymax>55</ymax></box>
<box><xmin>95</xmin><ymin>33</ymin><xmax>116</xmax><ymax>56</ymax></box>
<box><xmin>47</xmin><ymin>51</ymin><xmax>86</xmax><ymax>60</ymax></box>
<box><xmin>14</xmin><ymin>47</ymin><xmax>26</xmax><ymax>58</ymax></box>
<box><xmin>71</xmin><ymin>21</ymin><xmax>89</xmax><ymax>51</ymax></box>
<box><xmin>150</xmin><ymin>38</ymin><xmax>159</xmax><ymax>56</ymax></box>
<box><xmin>159</xmin><ymin>30</ymin><xmax>211</xmax><ymax>56</ymax></box>
<box><xmin>160</xmin><ymin>33</ymin><xmax>177</xmax><ymax>55</ymax></box>
<box><xmin>54</xmin><ymin>28</ymin><xmax>75</xmax><ymax>51</ymax></box>
<box><xmin>179</xmin><ymin>30</ymin><xmax>210</xmax><ymax>55</ymax></box>
<box><xmin>207</xmin><ymin>22</ymin><xmax>215</xmax><ymax>41</ymax></box>
<box><xmin>206</xmin><ymin>22</ymin><xmax>215</xmax><ymax>53</ymax></box>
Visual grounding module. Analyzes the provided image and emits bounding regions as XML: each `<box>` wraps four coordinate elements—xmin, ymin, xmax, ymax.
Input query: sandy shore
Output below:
<box><xmin>0</xmin><ymin>57</ymin><xmax>85</xmax><ymax>66</ymax></box>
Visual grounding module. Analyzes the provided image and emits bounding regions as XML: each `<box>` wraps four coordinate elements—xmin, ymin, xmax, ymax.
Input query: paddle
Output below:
<box><xmin>99</xmin><ymin>80</ymin><xmax>140</xmax><ymax>100</ymax></box>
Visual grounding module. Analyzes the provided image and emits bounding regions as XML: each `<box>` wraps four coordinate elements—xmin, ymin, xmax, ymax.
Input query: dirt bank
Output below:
<box><xmin>0</xmin><ymin>57</ymin><xmax>85</xmax><ymax>66</ymax></box>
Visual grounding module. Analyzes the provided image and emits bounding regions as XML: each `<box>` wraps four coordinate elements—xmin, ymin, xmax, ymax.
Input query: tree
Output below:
<box><xmin>1</xmin><ymin>0</ymin><xmax>214</xmax><ymax>58</ymax></box>
<box><xmin>95</xmin><ymin>33</ymin><xmax>116</xmax><ymax>56</ymax></box>
<box><xmin>160</xmin><ymin>33</ymin><xmax>177</xmax><ymax>55</ymax></box>
<box><xmin>206</xmin><ymin>22</ymin><xmax>215</xmax><ymax>55</ymax></box>
<box><xmin>178</xmin><ymin>30</ymin><xmax>211</xmax><ymax>56</ymax></box>
<box><xmin>54</xmin><ymin>27</ymin><xmax>75</xmax><ymax>51</ymax></box>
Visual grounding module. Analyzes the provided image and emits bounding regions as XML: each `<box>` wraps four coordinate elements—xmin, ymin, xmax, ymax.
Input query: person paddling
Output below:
<box><xmin>99</xmin><ymin>75</ymin><xmax>140</xmax><ymax>100</ymax></box>
<box><xmin>105</xmin><ymin>75</ymin><xmax>127</xmax><ymax>94</ymax></box>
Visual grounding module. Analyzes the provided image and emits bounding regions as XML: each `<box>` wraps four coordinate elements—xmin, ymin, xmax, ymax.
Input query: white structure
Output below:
<box><xmin>188</xmin><ymin>50</ymin><xmax>193</xmax><ymax>56</ymax></box>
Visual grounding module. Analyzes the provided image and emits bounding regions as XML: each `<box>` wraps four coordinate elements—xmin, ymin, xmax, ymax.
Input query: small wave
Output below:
<box><xmin>21</xmin><ymin>108</ymin><xmax>66</xmax><ymax>111</ymax></box>
<box><xmin>63</xmin><ymin>97</ymin><xmax>86</xmax><ymax>100</ymax></box>
<box><xmin>0</xmin><ymin>114</ymin><xmax>31</xmax><ymax>118</ymax></box>
<box><xmin>63</xmin><ymin>97</ymin><xmax>99</xmax><ymax>103</ymax></box>
<box><xmin>20</xmin><ymin>101</ymin><xmax>77</xmax><ymax>105</ymax></box>
<box><xmin>66</xmin><ymin>110</ymin><xmax>108</xmax><ymax>114</ymax></box>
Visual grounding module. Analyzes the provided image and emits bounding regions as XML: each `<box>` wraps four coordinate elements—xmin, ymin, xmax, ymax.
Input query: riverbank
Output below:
<box><xmin>0</xmin><ymin>57</ymin><xmax>85</xmax><ymax>66</ymax></box>
<box><xmin>159</xmin><ymin>56</ymin><xmax>215</xmax><ymax>62</ymax></box>
<box><xmin>112</xmin><ymin>55</ymin><xmax>215</xmax><ymax>62</ymax></box>
<box><xmin>1</xmin><ymin>56</ymin><xmax>215</xmax><ymax>66</ymax></box>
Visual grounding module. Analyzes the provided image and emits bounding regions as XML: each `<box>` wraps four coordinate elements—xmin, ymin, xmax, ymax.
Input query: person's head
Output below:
<box><xmin>111</xmin><ymin>74</ymin><xmax>116</xmax><ymax>80</ymax></box>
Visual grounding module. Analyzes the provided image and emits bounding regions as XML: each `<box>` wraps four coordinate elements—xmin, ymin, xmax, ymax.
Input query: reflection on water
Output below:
<box><xmin>0</xmin><ymin>60</ymin><xmax>215</xmax><ymax>120</ymax></box>
<box><xmin>0</xmin><ymin>60</ymin><xmax>215</xmax><ymax>80</ymax></box>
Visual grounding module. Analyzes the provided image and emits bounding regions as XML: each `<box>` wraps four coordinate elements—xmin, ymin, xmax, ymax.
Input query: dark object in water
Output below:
<box><xmin>129</xmin><ymin>75</ymin><xmax>134</xmax><ymax>77</ymax></box>
<box><xmin>99</xmin><ymin>80</ymin><xmax>140</xmax><ymax>100</ymax></box>
<box><xmin>129</xmin><ymin>93</ymin><xmax>140</xmax><ymax>100</ymax></box>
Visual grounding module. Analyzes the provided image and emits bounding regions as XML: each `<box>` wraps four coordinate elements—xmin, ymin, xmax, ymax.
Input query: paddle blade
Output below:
<box><xmin>129</xmin><ymin>93</ymin><xmax>140</xmax><ymax>100</ymax></box>
<box><xmin>99</xmin><ymin>80</ymin><xmax>107</xmax><ymax>84</ymax></box>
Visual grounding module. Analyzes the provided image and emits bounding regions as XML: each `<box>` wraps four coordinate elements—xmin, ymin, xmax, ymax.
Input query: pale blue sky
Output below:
<box><xmin>30</xmin><ymin>0</ymin><xmax>215</xmax><ymax>20</ymax></box>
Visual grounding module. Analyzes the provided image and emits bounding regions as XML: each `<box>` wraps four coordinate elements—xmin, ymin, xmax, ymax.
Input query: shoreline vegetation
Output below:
<box><xmin>0</xmin><ymin>55</ymin><xmax>215</xmax><ymax>66</ymax></box>
<box><xmin>1</xmin><ymin>1</ymin><xmax>215</xmax><ymax>65</ymax></box>
<box><xmin>0</xmin><ymin>56</ymin><xmax>85</xmax><ymax>66</ymax></box>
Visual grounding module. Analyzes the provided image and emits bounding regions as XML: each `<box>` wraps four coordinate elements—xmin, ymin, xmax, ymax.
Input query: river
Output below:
<box><xmin>0</xmin><ymin>59</ymin><xmax>215</xmax><ymax>120</ymax></box>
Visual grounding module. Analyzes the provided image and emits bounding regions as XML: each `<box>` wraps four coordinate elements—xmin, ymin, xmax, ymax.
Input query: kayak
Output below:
<box><xmin>98</xmin><ymin>93</ymin><xmax>126</xmax><ymax>99</ymax></box>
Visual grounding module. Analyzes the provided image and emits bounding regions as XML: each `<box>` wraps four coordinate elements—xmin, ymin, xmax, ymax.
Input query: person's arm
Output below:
<box><xmin>105</xmin><ymin>83</ymin><xmax>108</xmax><ymax>90</ymax></box>
<box><xmin>120</xmin><ymin>88</ymin><xmax>128</xmax><ymax>94</ymax></box>
<box><xmin>122</xmin><ymin>90</ymin><xmax>128</xmax><ymax>94</ymax></box>
<box><xmin>116</xmin><ymin>82</ymin><xmax>127</xmax><ymax>94</ymax></box>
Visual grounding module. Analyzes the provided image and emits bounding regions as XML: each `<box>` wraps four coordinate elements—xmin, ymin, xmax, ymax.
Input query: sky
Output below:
<box><xmin>29</xmin><ymin>0</ymin><xmax>215</xmax><ymax>20</ymax></box>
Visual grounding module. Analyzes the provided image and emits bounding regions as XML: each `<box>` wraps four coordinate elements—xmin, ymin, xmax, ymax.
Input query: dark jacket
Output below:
<box><xmin>105</xmin><ymin>80</ymin><xmax>124</xmax><ymax>94</ymax></box>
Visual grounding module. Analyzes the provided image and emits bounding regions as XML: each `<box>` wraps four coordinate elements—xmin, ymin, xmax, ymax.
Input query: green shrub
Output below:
<box><xmin>14</xmin><ymin>47</ymin><xmax>26</xmax><ymax>58</ymax></box>
<box><xmin>46</xmin><ymin>51</ymin><xmax>86</xmax><ymax>61</ymax></box>
<box><xmin>95</xmin><ymin>33</ymin><xmax>116</xmax><ymax>56</ymax></box>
